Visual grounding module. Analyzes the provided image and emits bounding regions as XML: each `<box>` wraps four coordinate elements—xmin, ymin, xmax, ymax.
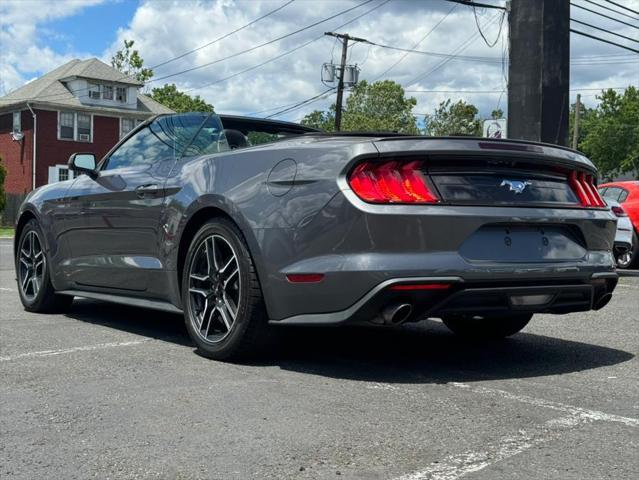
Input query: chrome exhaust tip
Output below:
<box><xmin>593</xmin><ymin>292</ymin><xmax>613</xmax><ymax>311</ymax></box>
<box><xmin>382</xmin><ymin>303</ymin><xmax>413</xmax><ymax>325</ymax></box>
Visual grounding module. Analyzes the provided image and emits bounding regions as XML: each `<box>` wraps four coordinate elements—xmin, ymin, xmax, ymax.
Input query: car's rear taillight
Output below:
<box><xmin>568</xmin><ymin>171</ymin><xmax>606</xmax><ymax>207</ymax></box>
<box><xmin>611</xmin><ymin>205</ymin><xmax>628</xmax><ymax>217</ymax></box>
<box><xmin>348</xmin><ymin>160</ymin><xmax>439</xmax><ymax>204</ymax></box>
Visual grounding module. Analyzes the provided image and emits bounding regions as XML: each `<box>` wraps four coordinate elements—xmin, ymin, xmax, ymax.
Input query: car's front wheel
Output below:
<box><xmin>16</xmin><ymin>219</ymin><xmax>73</xmax><ymax>313</ymax></box>
<box><xmin>442</xmin><ymin>313</ymin><xmax>532</xmax><ymax>339</ymax></box>
<box><xmin>181</xmin><ymin>218</ymin><xmax>269</xmax><ymax>360</ymax></box>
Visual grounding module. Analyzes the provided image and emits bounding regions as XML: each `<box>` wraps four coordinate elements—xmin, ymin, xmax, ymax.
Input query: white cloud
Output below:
<box><xmin>106</xmin><ymin>0</ymin><xmax>637</xmax><ymax>120</ymax></box>
<box><xmin>2</xmin><ymin>0</ymin><xmax>637</xmax><ymax>120</ymax></box>
<box><xmin>0</xmin><ymin>0</ymin><xmax>106</xmax><ymax>93</ymax></box>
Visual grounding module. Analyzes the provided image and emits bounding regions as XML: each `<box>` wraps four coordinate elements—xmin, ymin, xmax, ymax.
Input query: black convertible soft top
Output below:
<box><xmin>219</xmin><ymin>115</ymin><xmax>319</xmax><ymax>135</ymax></box>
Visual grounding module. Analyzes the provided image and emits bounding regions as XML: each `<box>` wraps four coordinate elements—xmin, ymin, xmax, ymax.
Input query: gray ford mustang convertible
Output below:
<box><xmin>15</xmin><ymin>112</ymin><xmax>618</xmax><ymax>360</ymax></box>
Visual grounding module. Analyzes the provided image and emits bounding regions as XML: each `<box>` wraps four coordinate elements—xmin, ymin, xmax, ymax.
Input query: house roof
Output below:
<box><xmin>0</xmin><ymin>58</ymin><xmax>173</xmax><ymax>115</ymax></box>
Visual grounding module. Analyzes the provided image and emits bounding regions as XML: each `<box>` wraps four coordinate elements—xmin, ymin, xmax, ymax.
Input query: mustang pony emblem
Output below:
<box><xmin>500</xmin><ymin>179</ymin><xmax>532</xmax><ymax>194</ymax></box>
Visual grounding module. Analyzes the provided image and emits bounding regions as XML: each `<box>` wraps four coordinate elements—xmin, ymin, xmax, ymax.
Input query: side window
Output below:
<box><xmin>603</xmin><ymin>187</ymin><xmax>622</xmax><ymax>202</ymax></box>
<box><xmin>183</xmin><ymin>115</ymin><xmax>229</xmax><ymax>157</ymax></box>
<box><xmin>103</xmin><ymin>117</ymin><xmax>176</xmax><ymax>171</ymax></box>
<box><xmin>618</xmin><ymin>189</ymin><xmax>629</xmax><ymax>203</ymax></box>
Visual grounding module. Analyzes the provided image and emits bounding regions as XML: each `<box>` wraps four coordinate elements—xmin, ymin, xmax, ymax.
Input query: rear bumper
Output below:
<box><xmin>272</xmin><ymin>273</ymin><xmax>618</xmax><ymax>325</ymax></box>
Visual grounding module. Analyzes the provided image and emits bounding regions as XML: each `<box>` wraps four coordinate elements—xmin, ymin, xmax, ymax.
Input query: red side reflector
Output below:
<box><xmin>286</xmin><ymin>273</ymin><xmax>325</xmax><ymax>283</ymax></box>
<box><xmin>348</xmin><ymin>160</ymin><xmax>439</xmax><ymax>204</ymax></box>
<box><xmin>389</xmin><ymin>283</ymin><xmax>451</xmax><ymax>291</ymax></box>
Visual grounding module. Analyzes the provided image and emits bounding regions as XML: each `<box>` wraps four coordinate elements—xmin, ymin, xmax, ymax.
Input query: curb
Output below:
<box><xmin>618</xmin><ymin>270</ymin><xmax>639</xmax><ymax>277</ymax></box>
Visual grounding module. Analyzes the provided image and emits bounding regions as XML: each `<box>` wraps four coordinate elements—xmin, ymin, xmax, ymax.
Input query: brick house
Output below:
<box><xmin>0</xmin><ymin>58</ymin><xmax>173</xmax><ymax>216</ymax></box>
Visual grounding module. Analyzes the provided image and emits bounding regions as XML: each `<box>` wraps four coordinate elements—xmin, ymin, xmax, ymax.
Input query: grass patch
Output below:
<box><xmin>0</xmin><ymin>227</ymin><xmax>15</xmax><ymax>237</ymax></box>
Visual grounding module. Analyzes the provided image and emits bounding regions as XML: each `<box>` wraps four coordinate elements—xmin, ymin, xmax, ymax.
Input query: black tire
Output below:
<box><xmin>442</xmin><ymin>313</ymin><xmax>533</xmax><ymax>339</ymax></box>
<box><xmin>15</xmin><ymin>219</ymin><xmax>74</xmax><ymax>313</ymax></box>
<box><xmin>181</xmin><ymin>217</ymin><xmax>269</xmax><ymax>361</ymax></box>
<box><xmin>616</xmin><ymin>230</ymin><xmax>638</xmax><ymax>269</ymax></box>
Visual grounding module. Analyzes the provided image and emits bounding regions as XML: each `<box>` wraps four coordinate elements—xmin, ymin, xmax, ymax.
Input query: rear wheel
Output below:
<box><xmin>181</xmin><ymin>218</ymin><xmax>269</xmax><ymax>361</ymax></box>
<box><xmin>442</xmin><ymin>313</ymin><xmax>532</xmax><ymax>339</ymax></box>
<box><xmin>615</xmin><ymin>231</ymin><xmax>638</xmax><ymax>269</ymax></box>
<box><xmin>16</xmin><ymin>219</ymin><xmax>73</xmax><ymax>313</ymax></box>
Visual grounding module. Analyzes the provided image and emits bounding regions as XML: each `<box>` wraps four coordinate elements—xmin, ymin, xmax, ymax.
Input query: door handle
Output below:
<box><xmin>135</xmin><ymin>183</ymin><xmax>160</xmax><ymax>197</ymax></box>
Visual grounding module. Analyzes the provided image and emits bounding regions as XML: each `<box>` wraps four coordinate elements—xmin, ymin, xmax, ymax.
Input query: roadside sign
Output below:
<box><xmin>483</xmin><ymin>119</ymin><xmax>507</xmax><ymax>139</ymax></box>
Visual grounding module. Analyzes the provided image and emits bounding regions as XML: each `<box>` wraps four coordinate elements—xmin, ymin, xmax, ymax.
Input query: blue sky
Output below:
<box><xmin>44</xmin><ymin>1</ymin><xmax>139</xmax><ymax>56</ymax></box>
<box><xmin>1</xmin><ymin>0</ymin><xmax>638</xmax><ymax>121</ymax></box>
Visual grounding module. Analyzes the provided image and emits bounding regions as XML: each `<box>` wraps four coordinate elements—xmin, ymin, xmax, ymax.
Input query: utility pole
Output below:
<box><xmin>324</xmin><ymin>32</ymin><xmax>367</xmax><ymax>131</ymax></box>
<box><xmin>508</xmin><ymin>0</ymin><xmax>571</xmax><ymax>146</ymax></box>
<box><xmin>572</xmin><ymin>93</ymin><xmax>581</xmax><ymax>149</ymax></box>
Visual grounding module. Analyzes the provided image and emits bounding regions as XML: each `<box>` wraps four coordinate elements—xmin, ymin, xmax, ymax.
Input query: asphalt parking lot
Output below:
<box><xmin>1</xmin><ymin>237</ymin><xmax>638</xmax><ymax>480</ymax></box>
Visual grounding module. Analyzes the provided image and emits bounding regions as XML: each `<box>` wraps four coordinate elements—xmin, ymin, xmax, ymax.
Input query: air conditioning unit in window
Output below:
<box><xmin>79</xmin><ymin>133</ymin><xmax>91</xmax><ymax>141</ymax></box>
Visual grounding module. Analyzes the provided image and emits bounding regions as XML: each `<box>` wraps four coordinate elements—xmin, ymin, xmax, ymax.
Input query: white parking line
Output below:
<box><xmin>395</xmin><ymin>415</ymin><xmax>588</xmax><ymax>480</ymax></box>
<box><xmin>0</xmin><ymin>339</ymin><xmax>151</xmax><ymax>362</ymax></box>
<box><xmin>616</xmin><ymin>283</ymin><xmax>639</xmax><ymax>289</ymax></box>
<box><xmin>449</xmin><ymin>382</ymin><xmax>639</xmax><ymax>427</ymax></box>
<box><xmin>393</xmin><ymin>383</ymin><xmax>638</xmax><ymax>480</ymax></box>
<box><xmin>0</xmin><ymin>287</ymin><xmax>15</xmax><ymax>292</ymax></box>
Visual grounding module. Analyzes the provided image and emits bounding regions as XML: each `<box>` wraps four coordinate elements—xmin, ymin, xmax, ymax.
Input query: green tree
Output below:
<box><xmin>578</xmin><ymin>87</ymin><xmax>639</xmax><ymax>178</ymax></box>
<box><xmin>111</xmin><ymin>39</ymin><xmax>154</xmax><ymax>83</ymax></box>
<box><xmin>425</xmin><ymin>99</ymin><xmax>481</xmax><ymax>136</ymax></box>
<box><xmin>301</xmin><ymin>80</ymin><xmax>419</xmax><ymax>134</ymax></box>
<box><xmin>150</xmin><ymin>84</ymin><xmax>214</xmax><ymax>113</ymax></box>
<box><xmin>491</xmin><ymin>109</ymin><xmax>503</xmax><ymax>119</ymax></box>
<box><xmin>300</xmin><ymin>108</ymin><xmax>335</xmax><ymax>132</ymax></box>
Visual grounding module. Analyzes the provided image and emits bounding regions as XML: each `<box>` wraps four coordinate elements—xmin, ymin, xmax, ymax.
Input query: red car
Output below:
<box><xmin>599</xmin><ymin>180</ymin><xmax>639</xmax><ymax>268</ymax></box>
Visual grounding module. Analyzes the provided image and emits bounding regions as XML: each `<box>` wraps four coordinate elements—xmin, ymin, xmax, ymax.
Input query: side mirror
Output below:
<box><xmin>68</xmin><ymin>153</ymin><xmax>97</xmax><ymax>178</ymax></box>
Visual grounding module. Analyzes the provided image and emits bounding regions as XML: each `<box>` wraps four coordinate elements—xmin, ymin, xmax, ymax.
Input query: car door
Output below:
<box><xmin>63</xmin><ymin>114</ymin><xmax>207</xmax><ymax>295</ymax></box>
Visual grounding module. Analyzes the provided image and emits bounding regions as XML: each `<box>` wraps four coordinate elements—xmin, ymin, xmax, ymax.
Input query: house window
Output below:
<box><xmin>116</xmin><ymin>86</ymin><xmax>127</xmax><ymax>102</ymax></box>
<box><xmin>58</xmin><ymin>111</ymin><xmax>92</xmax><ymax>142</ymax></box>
<box><xmin>88</xmin><ymin>83</ymin><xmax>101</xmax><ymax>100</ymax></box>
<box><xmin>103</xmin><ymin>85</ymin><xmax>113</xmax><ymax>100</ymax></box>
<box><xmin>12</xmin><ymin>112</ymin><xmax>21</xmax><ymax>133</ymax></box>
<box><xmin>59</xmin><ymin>112</ymin><xmax>75</xmax><ymax>140</ymax></box>
<box><xmin>48</xmin><ymin>165</ymin><xmax>75</xmax><ymax>184</ymax></box>
<box><xmin>120</xmin><ymin>118</ymin><xmax>134</xmax><ymax>138</ymax></box>
<box><xmin>77</xmin><ymin>113</ymin><xmax>91</xmax><ymax>141</ymax></box>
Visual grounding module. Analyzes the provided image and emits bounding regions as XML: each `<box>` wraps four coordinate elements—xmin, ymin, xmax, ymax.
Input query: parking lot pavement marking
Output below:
<box><xmin>449</xmin><ymin>382</ymin><xmax>639</xmax><ymax>428</ymax></box>
<box><xmin>0</xmin><ymin>339</ymin><xmax>152</xmax><ymax>362</ymax></box>
<box><xmin>0</xmin><ymin>287</ymin><xmax>15</xmax><ymax>292</ymax></box>
<box><xmin>616</xmin><ymin>283</ymin><xmax>639</xmax><ymax>289</ymax></box>
<box><xmin>395</xmin><ymin>414</ymin><xmax>588</xmax><ymax>480</ymax></box>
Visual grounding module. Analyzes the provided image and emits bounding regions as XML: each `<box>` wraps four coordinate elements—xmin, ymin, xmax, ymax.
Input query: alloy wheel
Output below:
<box><xmin>18</xmin><ymin>230</ymin><xmax>46</xmax><ymax>301</ymax></box>
<box><xmin>187</xmin><ymin>234</ymin><xmax>241</xmax><ymax>343</ymax></box>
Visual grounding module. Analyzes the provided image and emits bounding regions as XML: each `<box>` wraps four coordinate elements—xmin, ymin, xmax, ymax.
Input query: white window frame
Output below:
<box><xmin>12</xmin><ymin>111</ymin><xmax>21</xmax><ymax>133</ymax></box>
<box><xmin>48</xmin><ymin>164</ymin><xmax>76</xmax><ymax>184</ymax></box>
<box><xmin>119</xmin><ymin>117</ymin><xmax>144</xmax><ymax>139</ymax></box>
<box><xmin>115</xmin><ymin>86</ymin><xmax>127</xmax><ymax>103</ymax></box>
<box><xmin>88</xmin><ymin>83</ymin><xmax>101</xmax><ymax>100</ymax></box>
<box><xmin>57</xmin><ymin>111</ymin><xmax>93</xmax><ymax>142</ymax></box>
<box><xmin>103</xmin><ymin>84</ymin><xmax>113</xmax><ymax>100</ymax></box>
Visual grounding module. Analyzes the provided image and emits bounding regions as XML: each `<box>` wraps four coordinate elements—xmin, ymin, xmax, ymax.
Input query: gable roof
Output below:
<box><xmin>0</xmin><ymin>58</ymin><xmax>172</xmax><ymax>115</ymax></box>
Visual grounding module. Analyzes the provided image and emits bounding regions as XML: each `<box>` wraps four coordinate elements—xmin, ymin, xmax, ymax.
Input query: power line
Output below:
<box><xmin>473</xmin><ymin>5</ymin><xmax>507</xmax><ymax>47</ymax></box>
<box><xmin>150</xmin><ymin>0</ymin><xmax>376</xmax><ymax>83</ymax></box>
<box><xmin>184</xmin><ymin>0</ymin><xmax>391</xmax><ymax>94</ymax></box>
<box><xmin>571</xmin><ymin>28</ymin><xmax>639</xmax><ymax>53</ymax></box>
<box><xmin>149</xmin><ymin>0</ymin><xmax>296</xmax><ymax>71</ymax></box>
<box><xmin>265</xmin><ymin>88</ymin><xmax>335</xmax><ymax>118</ymax></box>
<box><xmin>570</xmin><ymin>18</ymin><xmax>639</xmax><ymax>43</ymax></box>
<box><xmin>603</xmin><ymin>0</ymin><xmax>639</xmax><ymax>16</ymax></box>
<box><xmin>444</xmin><ymin>0</ymin><xmax>506</xmax><ymax>10</ymax></box>
<box><xmin>570</xmin><ymin>2</ymin><xmax>639</xmax><ymax>30</ymax></box>
<box><xmin>579</xmin><ymin>0</ymin><xmax>639</xmax><ymax>22</ymax></box>
<box><xmin>373</xmin><ymin>3</ymin><xmax>458</xmax><ymax>81</ymax></box>
<box><xmin>364</xmin><ymin>41</ymin><xmax>503</xmax><ymax>63</ymax></box>
<box><xmin>404</xmin><ymin>10</ymin><xmax>504</xmax><ymax>88</ymax></box>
